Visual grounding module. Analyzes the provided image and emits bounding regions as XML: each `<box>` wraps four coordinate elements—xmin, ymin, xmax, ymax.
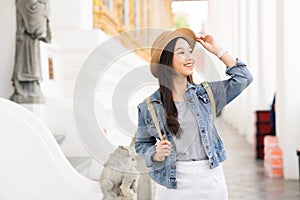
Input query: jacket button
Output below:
<box><xmin>201</xmin><ymin>129</ymin><xmax>205</xmax><ymax>133</ymax></box>
<box><xmin>171</xmin><ymin>165</ymin><xmax>176</xmax><ymax>169</ymax></box>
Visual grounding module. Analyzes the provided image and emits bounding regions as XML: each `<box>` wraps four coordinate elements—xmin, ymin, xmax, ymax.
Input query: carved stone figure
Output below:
<box><xmin>10</xmin><ymin>0</ymin><xmax>51</xmax><ymax>104</ymax></box>
<box><xmin>100</xmin><ymin>146</ymin><xmax>139</xmax><ymax>200</ymax></box>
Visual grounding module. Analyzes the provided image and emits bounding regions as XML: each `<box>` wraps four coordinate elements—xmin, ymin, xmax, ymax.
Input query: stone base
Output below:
<box><xmin>10</xmin><ymin>93</ymin><xmax>45</xmax><ymax>104</ymax></box>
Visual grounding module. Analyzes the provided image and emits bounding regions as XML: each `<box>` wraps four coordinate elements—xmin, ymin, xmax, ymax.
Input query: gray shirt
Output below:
<box><xmin>173</xmin><ymin>101</ymin><xmax>208</xmax><ymax>161</ymax></box>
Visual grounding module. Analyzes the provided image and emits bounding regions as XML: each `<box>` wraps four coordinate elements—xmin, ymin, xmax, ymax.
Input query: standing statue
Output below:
<box><xmin>10</xmin><ymin>0</ymin><xmax>51</xmax><ymax>104</ymax></box>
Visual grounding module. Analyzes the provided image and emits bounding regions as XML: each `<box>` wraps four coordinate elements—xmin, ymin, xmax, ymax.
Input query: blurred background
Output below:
<box><xmin>0</xmin><ymin>0</ymin><xmax>300</xmax><ymax>199</ymax></box>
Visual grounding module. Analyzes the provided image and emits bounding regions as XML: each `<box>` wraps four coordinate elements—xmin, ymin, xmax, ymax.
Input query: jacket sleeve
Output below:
<box><xmin>209</xmin><ymin>58</ymin><xmax>253</xmax><ymax>115</ymax></box>
<box><xmin>135</xmin><ymin>104</ymin><xmax>165</xmax><ymax>170</ymax></box>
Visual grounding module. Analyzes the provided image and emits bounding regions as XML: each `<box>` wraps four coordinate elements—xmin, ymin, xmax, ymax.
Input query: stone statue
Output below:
<box><xmin>10</xmin><ymin>0</ymin><xmax>52</xmax><ymax>104</ymax></box>
<box><xmin>100</xmin><ymin>146</ymin><xmax>139</xmax><ymax>200</ymax></box>
<box><xmin>99</xmin><ymin>135</ymin><xmax>154</xmax><ymax>200</ymax></box>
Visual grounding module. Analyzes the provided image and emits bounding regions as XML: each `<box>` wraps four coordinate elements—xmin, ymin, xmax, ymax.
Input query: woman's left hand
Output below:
<box><xmin>196</xmin><ymin>34</ymin><xmax>222</xmax><ymax>56</ymax></box>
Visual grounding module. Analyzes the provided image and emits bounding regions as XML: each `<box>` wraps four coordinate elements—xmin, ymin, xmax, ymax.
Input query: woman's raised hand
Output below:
<box><xmin>196</xmin><ymin>34</ymin><xmax>222</xmax><ymax>56</ymax></box>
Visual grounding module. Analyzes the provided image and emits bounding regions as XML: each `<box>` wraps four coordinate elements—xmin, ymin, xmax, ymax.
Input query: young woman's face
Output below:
<box><xmin>172</xmin><ymin>38</ymin><xmax>194</xmax><ymax>77</ymax></box>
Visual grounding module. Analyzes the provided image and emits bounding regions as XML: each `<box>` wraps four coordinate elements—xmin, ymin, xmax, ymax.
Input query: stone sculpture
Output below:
<box><xmin>100</xmin><ymin>146</ymin><xmax>139</xmax><ymax>200</ymax></box>
<box><xmin>11</xmin><ymin>0</ymin><xmax>51</xmax><ymax>104</ymax></box>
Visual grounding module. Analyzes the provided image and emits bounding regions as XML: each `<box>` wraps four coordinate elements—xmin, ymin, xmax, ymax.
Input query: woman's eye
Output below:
<box><xmin>178</xmin><ymin>52</ymin><xmax>184</xmax><ymax>55</ymax></box>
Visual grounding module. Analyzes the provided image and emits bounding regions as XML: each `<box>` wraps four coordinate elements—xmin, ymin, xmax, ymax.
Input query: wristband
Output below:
<box><xmin>217</xmin><ymin>49</ymin><xmax>228</xmax><ymax>59</ymax></box>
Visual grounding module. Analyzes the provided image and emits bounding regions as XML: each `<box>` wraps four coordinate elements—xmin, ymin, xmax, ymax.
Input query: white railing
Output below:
<box><xmin>0</xmin><ymin>98</ymin><xmax>102</xmax><ymax>200</ymax></box>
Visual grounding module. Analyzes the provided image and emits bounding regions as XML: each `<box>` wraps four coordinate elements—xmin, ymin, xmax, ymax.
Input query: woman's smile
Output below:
<box><xmin>183</xmin><ymin>61</ymin><xmax>194</xmax><ymax>69</ymax></box>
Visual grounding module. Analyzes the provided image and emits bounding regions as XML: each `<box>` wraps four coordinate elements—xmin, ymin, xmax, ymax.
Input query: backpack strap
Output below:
<box><xmin>146</xmin><ymin>97</ymin><xmax>164</xmax><ymax>140</ymax></box>
<box><xmin>201</xmin><ymin>81</ymin><xmax>216</xmax><ymax>120</ymax></box>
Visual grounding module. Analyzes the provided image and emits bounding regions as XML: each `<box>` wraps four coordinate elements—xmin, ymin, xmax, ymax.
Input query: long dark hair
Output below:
<box><xmin>157</xmin><ymin>38</ymin><xmax>194</xmax><ymax>135</ymax></box>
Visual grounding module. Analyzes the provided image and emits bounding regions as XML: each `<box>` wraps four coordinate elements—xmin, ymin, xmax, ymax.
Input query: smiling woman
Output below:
<box><xmin>135</xmin><ymin>27</ymin><xmax>253</xmax><ymax>200</ymax></box>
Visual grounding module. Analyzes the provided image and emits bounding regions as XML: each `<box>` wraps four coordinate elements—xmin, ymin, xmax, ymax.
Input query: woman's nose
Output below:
<box><xmin>185</xmin><ymin>54</ymin><xmax>194</xmax><ymax>62</ymax></box>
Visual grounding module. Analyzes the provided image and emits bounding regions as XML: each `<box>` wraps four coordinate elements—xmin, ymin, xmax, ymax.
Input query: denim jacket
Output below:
<box><xmin>135</xmin><ymin>58</ymin><xmax>253</xmax><ymax>189</ymax></box>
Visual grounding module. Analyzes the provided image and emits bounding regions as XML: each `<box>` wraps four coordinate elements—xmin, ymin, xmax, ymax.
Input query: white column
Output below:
<box><xmin>244</xmin><ymin>0</ymin><xmax>259</xmax><ymax>144</ymax></box>
<box><xmin>225</xmin><ymin>0</ymin><xmax>250</xmax><ymax>137</ymax></box>
<box><xmin>208</xmin><ymin>0</ymin><xmax>256</xmax><ymax>142</ymax></box>
<box><xmin>276</xmin><ymin>0</ymin><xmax>300</xmax><ymax>180</ymax></box>
<box><xmin>258</xmin><ymin>0</ymin><xmax>276</xmax><ymax>107</ymax></box>
<box><xmin>228</xmin><ymin>0</ymin><xmax>239</xmax><ymax>55</ymax></box>
<box><xmin>234</xmin><ymin>0</ymin><xmax>250</xmax><ymax>137</ymax></box>
<box><xmin>237</xmin><ymin>0</ymin><xmax>247</xmax><ymax>60</ymax></box>
<box><xmin>207</xmin><ymin>0</ymin><xmax>229</xmax><ymax>48</ymax></box>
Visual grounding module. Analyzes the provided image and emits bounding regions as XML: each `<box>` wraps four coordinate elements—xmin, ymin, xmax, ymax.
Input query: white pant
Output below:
<box><xmin>155</xmin><ymin>160</ymin><xmax>228</xmax><ymax>200</ymax></box>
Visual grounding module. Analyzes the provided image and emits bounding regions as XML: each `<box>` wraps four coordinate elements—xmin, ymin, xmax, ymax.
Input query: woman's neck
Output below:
<box><xmin>172</xmin><ymin>76</ymin><xmax>187</xmax><ymax>102</ymax></box>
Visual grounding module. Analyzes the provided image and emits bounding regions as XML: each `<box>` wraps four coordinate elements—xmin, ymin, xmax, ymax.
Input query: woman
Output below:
<box><xmin>135</xmin><ymin>28</ymin><xmax>253</xmax><ymax>199</ymax></box>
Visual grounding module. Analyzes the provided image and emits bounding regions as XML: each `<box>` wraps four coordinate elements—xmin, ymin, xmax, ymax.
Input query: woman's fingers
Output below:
<box><xmin>154</xmin><ymin>139</ymin><xmax>172</xmax><ymax>161</ymax></box>
<box><xmin>158</xmin><ymin>144</ymin><xmax>172</xmax><ymax>151</ymax></box>
<box><xmin>155</xmin><ymin>148</ymin><xmax>171</xmax><ymax>161</ymax></box>
<box><xmin>197</xmin><ymin>34</ymin><xmax>214</xmax><ymax>42</ymax></box>
<box><xmin>161</xmin><ymin>139</ymin><xmax>172</xmax><ymax>146</ymax></box>
<box><xmin>157</xmin><ymin>148</ymin><xmax>171</xmax><ymax>154</ymax></box>
<box><xmin>156</xmin><ymin>142</ymin><xmax>172</xmax><ymax>151</ymax></box>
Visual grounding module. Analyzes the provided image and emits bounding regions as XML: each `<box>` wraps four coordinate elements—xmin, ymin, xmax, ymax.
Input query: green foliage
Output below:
<box><xmin>174</xmin><ymin>14</ymin><xmax>189</xmax><ymax>29</ymax></box>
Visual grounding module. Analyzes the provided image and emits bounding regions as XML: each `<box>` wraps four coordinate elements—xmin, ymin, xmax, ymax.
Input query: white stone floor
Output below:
<box><xmin>67</xmin><ymin>118</ymin><xmax>300</xmax><ymax>199</ymax></box>
<box><xmin>220</xmin><ymin>120</ymin><xmax>300</xmax><ymax>200</ymax></box>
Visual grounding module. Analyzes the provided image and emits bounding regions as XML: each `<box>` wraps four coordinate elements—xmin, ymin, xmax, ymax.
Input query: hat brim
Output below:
<box><xmin>150</xmin><ymin>28</ymin><xmax>196</xmax><ymax>78</ymax></box>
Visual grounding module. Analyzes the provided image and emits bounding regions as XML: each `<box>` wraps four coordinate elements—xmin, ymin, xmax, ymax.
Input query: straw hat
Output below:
<box><xmin>150</xmin><ymin>27</ymin><xmax>196</xmax><ymax>78</ymax></box>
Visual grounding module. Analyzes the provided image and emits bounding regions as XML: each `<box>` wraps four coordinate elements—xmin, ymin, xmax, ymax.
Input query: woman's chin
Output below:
<box><xmin>183</xmin><ymin>70</ymin><xmax>193</xmax><ymax>76</ymax></box>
